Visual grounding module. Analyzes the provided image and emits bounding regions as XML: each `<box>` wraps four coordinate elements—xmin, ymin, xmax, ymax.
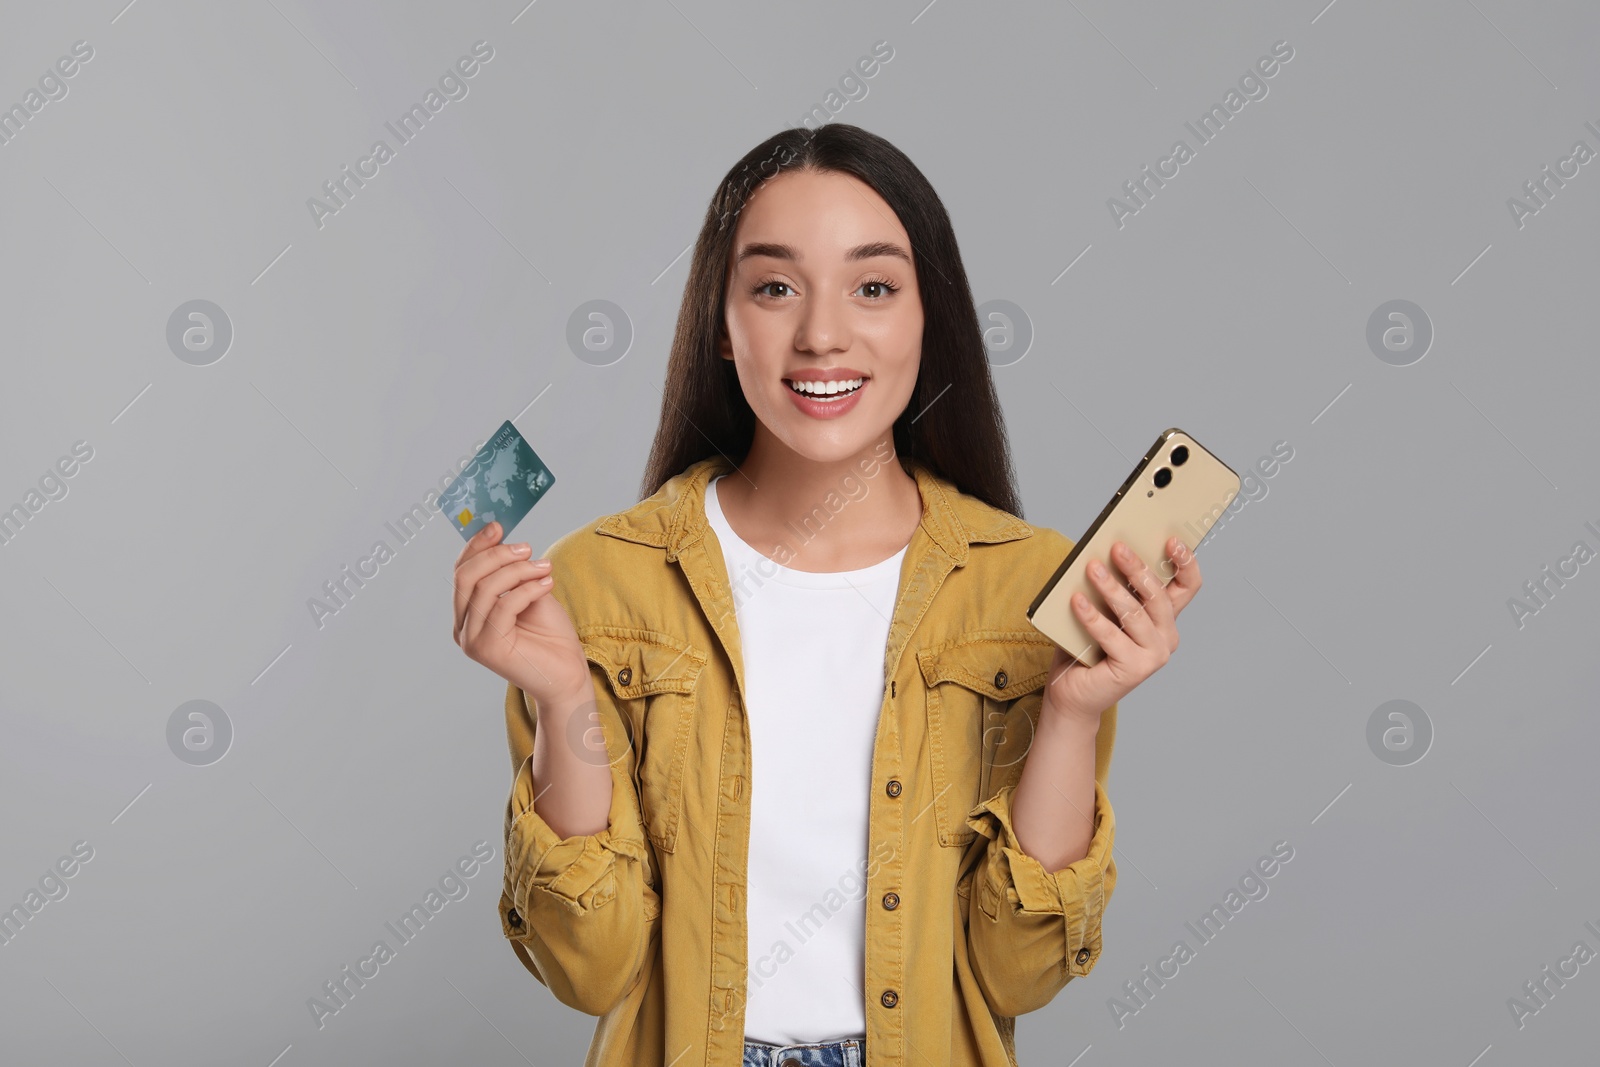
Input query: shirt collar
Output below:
<box><xmin>596</xmin><ymin>453</ymin><xmax>1033</xmax><ymax>565</ymax></box>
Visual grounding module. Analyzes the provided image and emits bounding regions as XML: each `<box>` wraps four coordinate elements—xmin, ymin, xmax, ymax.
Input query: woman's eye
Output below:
<box><xmin>752</xmin><ymin>279</ymin><xmax>897</xmax><ymax>299</ymax></box>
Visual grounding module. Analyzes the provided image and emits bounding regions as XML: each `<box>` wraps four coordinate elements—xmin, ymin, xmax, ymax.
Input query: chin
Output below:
<box><xmin>776</xmin><ymin>427</ymin><xmax>889</xmax><ymax>466</ymax></box>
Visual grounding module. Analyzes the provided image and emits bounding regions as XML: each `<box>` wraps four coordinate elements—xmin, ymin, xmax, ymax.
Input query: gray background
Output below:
<box><xmin>2</xmin><ymin>0</ymin><xmax>1597</xmax><ymax>1063</ymax></box>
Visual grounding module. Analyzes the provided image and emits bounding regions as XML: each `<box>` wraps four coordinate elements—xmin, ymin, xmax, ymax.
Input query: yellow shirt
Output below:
<box><xmin>497</xmin><ymin>454</ymin><xmax>1118</xmax><ymax>1065</ymax></box>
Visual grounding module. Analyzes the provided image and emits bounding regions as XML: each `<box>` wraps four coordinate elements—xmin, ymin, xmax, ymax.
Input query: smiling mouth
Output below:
<box><xmin>784</xmin><ymin>377</ymin><xmax>866</xmax><ymax>401</ymax></box>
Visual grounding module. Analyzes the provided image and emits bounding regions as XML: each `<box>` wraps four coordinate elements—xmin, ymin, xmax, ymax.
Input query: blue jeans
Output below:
<box><xmin>742</xmin><ymin>1036</ymin><xmax>865</xmax><ymax>1067</ymax></box>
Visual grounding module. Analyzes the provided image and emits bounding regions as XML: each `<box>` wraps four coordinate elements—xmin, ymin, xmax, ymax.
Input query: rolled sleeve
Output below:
<box><xmin>963</xmin><ymin>776</ymin><xmax>1117</xmax><ymax>1017</ymax></box>
<box><xmin>499</xmin><ymin>681</ymin><xmax>660</xmax><ymax>1016</ymax></box>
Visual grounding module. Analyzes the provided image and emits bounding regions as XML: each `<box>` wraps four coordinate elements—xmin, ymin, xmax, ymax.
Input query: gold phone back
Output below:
<box><xmin>1028</xmin><ymin>429</ymin><xmax>1240</xmax><ymax>665</ymax></box>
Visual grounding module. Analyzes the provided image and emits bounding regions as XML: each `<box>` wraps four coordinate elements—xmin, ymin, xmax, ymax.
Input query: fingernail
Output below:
<box><xmin>539</xmin><ymin>575</ymin><xmax>553</xmax><ymax>585</ymax></box>
<box><xmin>511</xmin><ymin>543</ymin><xmax>530</xmax><ymax>554</ymax></box>
<box><xmin>1089</xmin><ymin>560</ymin><xmax>1106</xmax><ymax>578</ymax></box>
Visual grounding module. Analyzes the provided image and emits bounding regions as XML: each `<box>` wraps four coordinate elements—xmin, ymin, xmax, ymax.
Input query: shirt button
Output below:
<box><xmin>885</xmin><ymin>779</ymin><xmax>902</xmax><ymax>797</ymax></box>
<box><xmin>1076</xmin><ymin>947</ymin><xmax>1092</xmax><ymax>965</ymax></box>
<box><xmin>781</xmin><ymin>1060</ymin><xmax>803</xmax><ymax>1067</ymax></box>
<box><xmin>882</xmin><ymin>892</ymin><xmax>899</xmax><ymax>910</ymax></box>
<box><xmin>507</xmin><ymin>907</ymin><xmax>522</xmax><ymax>928</ymax></box>
<box><xmin>880</xmin><ymin>989</ymin><xmax>899</xmax><ymax>1008</ymax></box>
<box><xmin>994</xmin><ymin>669</ymin><xmax>1008</xmax><ymax>689</ymax></box>
<box><xmin>617</xmin><ymin>666</ymin><xmax>632</xmax><ymax>686</ymax></box>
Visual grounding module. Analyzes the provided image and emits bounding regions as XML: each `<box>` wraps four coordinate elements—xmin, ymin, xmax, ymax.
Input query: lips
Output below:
<box><xmin>784</xmin><ymin>367</ymin><xmax>868</xmax><ymax>381</ymax></box>
<box><xmin>785</xmin><ymin>377</ymin><xmax>864</xmax><ymax>399</ymax></box>
<box><xmin>781</xmin><ymin>371</ymin><xmax>868</xmax><ymax>418</ymax></box>
<box><xmin>782</xmin><ymin>367</ymin><xmax>869</xmax><ymax>397</ymax></box>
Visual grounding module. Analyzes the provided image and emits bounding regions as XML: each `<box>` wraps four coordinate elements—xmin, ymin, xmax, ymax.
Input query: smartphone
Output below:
<box><xmin>1027</xmin><ymin>428</ymin><xmax>1240</xmax><ymax>665</ymax></box>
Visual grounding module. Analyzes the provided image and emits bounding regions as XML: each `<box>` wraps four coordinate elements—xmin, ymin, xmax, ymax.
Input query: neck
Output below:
<box><xmin>715</xmin><ymin>430</ymin><xmax>922</xmax><ymax>572</ymax></box>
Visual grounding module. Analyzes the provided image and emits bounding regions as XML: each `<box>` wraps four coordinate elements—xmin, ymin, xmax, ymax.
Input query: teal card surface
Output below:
<box><xmin>439</xmin><ymin>420</ymin><xmax>554</xmax><ymax>541</ymax></box>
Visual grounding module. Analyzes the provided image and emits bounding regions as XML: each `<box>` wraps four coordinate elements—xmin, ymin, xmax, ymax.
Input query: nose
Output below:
<box><xmin>794</xmin><ymin>290</ymin><xmax>851</xmax><ymax>357</ymax></box>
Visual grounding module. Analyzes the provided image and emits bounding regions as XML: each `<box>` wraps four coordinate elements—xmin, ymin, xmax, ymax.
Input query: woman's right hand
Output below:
<box><xmin>452</xmin><ymin>521</ymin><xmax>591</xmax><ymax>708</ymax></box>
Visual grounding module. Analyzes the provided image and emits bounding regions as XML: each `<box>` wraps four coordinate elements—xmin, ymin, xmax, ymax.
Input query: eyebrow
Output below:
<box><xmin>734</xmin><ymin>240</ymin><xmax>912</xmax><ymax>266</ymax></box>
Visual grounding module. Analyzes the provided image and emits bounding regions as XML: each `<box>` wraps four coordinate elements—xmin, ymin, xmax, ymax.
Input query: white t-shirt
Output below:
<box><xmin>702</xmin><ymin>474</ymin><xmax>907</xmax><ymax>1045</ymax></box>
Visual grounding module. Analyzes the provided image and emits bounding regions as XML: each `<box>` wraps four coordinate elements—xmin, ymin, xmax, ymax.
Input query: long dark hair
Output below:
<box><xmin>638</xmin><ymin>123</ymin><xmax>1023</xmax><ymax>518</ymax></box>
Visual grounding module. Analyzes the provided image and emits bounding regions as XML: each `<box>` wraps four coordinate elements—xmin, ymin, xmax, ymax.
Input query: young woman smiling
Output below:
<box><xmin>452</xmin><ymin>124</ymin><xmax>1204</xmax><ymax>1067</ymax></box>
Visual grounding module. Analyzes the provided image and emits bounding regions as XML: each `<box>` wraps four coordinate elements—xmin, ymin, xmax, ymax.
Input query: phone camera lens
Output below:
<box><xmin>1170</xmin><ymin>445</ymin><xmax>1189</xmax><ymax>466</ymax></box>
<box><xmin>1153</xmin><ymin>467</ymin><xmax>1172</xmax><ymax>488</ymax></box>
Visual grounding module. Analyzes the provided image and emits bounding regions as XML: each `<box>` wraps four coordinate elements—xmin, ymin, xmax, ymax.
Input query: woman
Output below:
<box><xmin>452</xmin><ymin>124</ymin><xmax>1202</xmax><ymax>1067</ymax></box>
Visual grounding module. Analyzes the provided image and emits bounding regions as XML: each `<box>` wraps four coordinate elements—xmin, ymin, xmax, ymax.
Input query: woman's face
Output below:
<box><xmin>720</xmin><ymin>167</ymin><xmax>924</xmax><ymax>465</ymax></box>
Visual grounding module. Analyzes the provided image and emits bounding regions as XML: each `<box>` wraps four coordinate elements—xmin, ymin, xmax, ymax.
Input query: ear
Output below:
<box><xmin>718</xmin><ymin>328</ymin><xmax>733</xmax><ymax>362</ymax></box>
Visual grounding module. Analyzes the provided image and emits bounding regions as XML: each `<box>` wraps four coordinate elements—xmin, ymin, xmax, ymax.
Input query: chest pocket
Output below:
<box><xmin>580</xmin><ymin>627</ymin><xmax>708</xmax><ymax>855</ymax></box>
<box><xmin>916</xmin><ymin>630</ymin><xmax>1056</xmax><ymax>847</ymax></box>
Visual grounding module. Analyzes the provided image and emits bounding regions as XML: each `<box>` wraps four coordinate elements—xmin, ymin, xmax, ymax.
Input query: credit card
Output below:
<box><xmin>438</xmin><ymin>420</ymin><xmax>554</xmax><ymax>541</ymax></box>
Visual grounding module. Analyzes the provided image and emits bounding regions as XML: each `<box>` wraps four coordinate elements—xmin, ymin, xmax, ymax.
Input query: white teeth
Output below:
<box><xmin>787</xmin><ymin>377</ymin><xmax>864</xmax><ymax>397</ymax></box>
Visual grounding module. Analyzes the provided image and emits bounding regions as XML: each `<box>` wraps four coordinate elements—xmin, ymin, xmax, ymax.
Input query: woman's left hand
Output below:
<box><xmin>1043</xmin><ymin>536</ymin><xmax>1203</xmax><ymax>724</ymax></box>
